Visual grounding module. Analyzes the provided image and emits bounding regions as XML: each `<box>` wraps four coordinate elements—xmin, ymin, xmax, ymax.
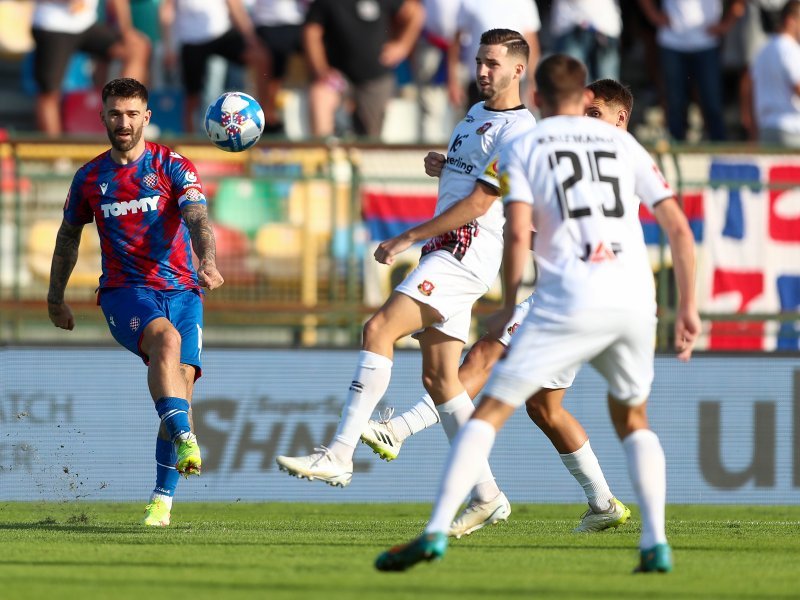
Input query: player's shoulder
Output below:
<box><xmin>75</xmin><ymin>149</ymin><xmax>111</xmax><ymax>180</ymax></box>
<box><xmin>148</xmin><ymin>141</ymin><xmax>197</xmax><ymax>168</ymax></box>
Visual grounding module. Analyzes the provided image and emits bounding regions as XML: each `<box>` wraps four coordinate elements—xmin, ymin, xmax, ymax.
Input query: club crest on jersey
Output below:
<box><xmin>476</xmin><ymin>122</ymin><xmax>492</xmax><ymax>135</ymax></box>
<box><xmin>129</xmin><ymin>316</ymin><xmax>141</xmax><ymax>332</ymax></box>
<box><xmin>143</xmin><ymin>173</ymin><xmax>158</xmax><ymax>189</ymax></box>
<box><xmin>99</xmin><ymin>182</ymin><xmax>109</xmax><ymax>195</ymax></box>
<box><xmin>417</xmin><ymin>280</ymin><xmax>435</xmax><ymax>296</ymax></box>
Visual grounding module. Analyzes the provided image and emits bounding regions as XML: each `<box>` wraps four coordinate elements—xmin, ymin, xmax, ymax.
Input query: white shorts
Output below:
<box><xmin>497</xmin><ymin>294</ymin><xmax>575</xmax><ymax>389</ymax></box>
<box><xmin>486</xmin><ymin>308</ymin><xmax>656</xmax><ymax>407</ymax></box>
<box><xmin>395</xmin><ymin>251</ymin><xmax>490</xmax><ymax>343</ymax></box>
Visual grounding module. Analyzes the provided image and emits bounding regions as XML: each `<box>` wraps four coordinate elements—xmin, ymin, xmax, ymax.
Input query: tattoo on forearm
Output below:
<box><xmin>47</xmin><ymin>221</ymin><xmax>83</xmax><ymax>304</ymax></box>
<box><xmin>182</xmin><ymin>204</ymin><xmax>216</xmax><ymax>263</ymax></box>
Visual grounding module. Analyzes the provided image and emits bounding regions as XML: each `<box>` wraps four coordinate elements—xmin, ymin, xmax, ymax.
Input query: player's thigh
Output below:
<box><xmin>396</xmin><ymin>251</ymin><xmax>488</xmax><ymax>344</ymax></box>
<box><xmin>418</xmin><ymin>328</ymin><xmax>465</xmax><ymax>384</ymax></box>
<box><xmin>166</xmin><ymin>289</ymin><xmax>204</xmax><ymax>379</ymax></box>
<box><xmin>366</xmin><ymin>290</ymin><xmax>438</xmax><ymax>343</ymax></box>
<box><xmin>31</xmin><ymin>28</ymin><xmax>80</xmax><ymax>93</ymax></box>
<box><xmin>98</xmin><ymin>287</ymin><xmax>166</xmax><ymax>363</ymax></box>
<box><xmin>590</xmin><ymin>311</ymin><xmax>656</xmax><ymax>406</ymax></box>
<box><xmin>76</xmin><ymin>23</ymin><xmax>119</xmax><ymax>60</ymax></box>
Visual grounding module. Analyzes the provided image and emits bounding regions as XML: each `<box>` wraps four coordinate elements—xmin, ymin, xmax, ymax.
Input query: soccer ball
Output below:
<box><xmin>204</xmin><ymin>92</ymin><xmax>265</xmax><ymax>152</ymax></box>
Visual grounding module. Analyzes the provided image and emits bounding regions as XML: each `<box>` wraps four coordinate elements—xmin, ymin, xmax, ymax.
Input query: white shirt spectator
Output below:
<box><xmin>658</xmin><ymin>0</ymin><xmax>722</xmax><ymax>51</ymax></box>
<box><xmin>456</xmin><ymin>0</ymin><xmax>541</xmax><ymax>62</ymax></box>
<box><xmin>251</xmin><ymin>0</ymin><xmax>306</xmax><ymax>27</ymax></box>
<box><xmin>752</xmin><ymin>33</ymin><xmax>800</xmax><ymax>134</ymax></box>
<box><xmin>173</xmin><ymin>0</ymin><xmax>232</xmax><ymax>44</ymax></box>
<box><xmin>550</xmin><ymin>0</ymin><xmax>622</xmax><ymax>39</ymax></box>
<box><xmin>424</xmin><ymin>0</ymin><xmax>462</xmax><ymax>39</ymax></box>
<box><xmin>32</xmin><ymin>0</ymin><xmax>99</xmax><ymax>34</ymax></box>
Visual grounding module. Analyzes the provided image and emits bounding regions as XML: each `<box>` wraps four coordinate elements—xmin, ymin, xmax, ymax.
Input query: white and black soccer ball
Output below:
<box><xmin>204</xmin><ymin>92</ymin><xmax>265</xmax><ymax>152</ymax></box>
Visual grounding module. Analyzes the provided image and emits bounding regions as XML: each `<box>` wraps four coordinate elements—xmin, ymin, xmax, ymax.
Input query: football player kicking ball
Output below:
<box><xmin>47</xmin><ymin>78</ymin><xmax>224</xmax><ymax>526</ymax></box>
<box><xmin>376</xmin><ymin>55</ymin><xmax>700</xmax><ymax>573</ymax></box>
<box><xmin>275</xmin><ymin>30</ymin><xmax>535</xmax><ymax>518</ymax></box>
<box><xmin>361</xmin><ymin>78</ymin><xmax>637</xmax><ymax>538</ymax></box>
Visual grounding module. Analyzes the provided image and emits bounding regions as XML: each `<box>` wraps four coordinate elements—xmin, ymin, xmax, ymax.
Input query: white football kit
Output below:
<box><xmin>483</xmin><ymin>116</ymin><xmax>674</xmax><ymax>406</ymax></box>
<box><xmin>396</xmin><ymin>102</ymin><xmax>536</xmax><ymax>342</ymax></box>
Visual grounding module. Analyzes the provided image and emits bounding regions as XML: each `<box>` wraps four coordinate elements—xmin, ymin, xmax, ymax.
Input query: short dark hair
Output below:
<box><xmin>587</xmin><ymin>79</ymin><xmax>634</xmax><ymax>113</ymax></box>
<box><xmin>782</xmin><ymin>0</ymin><xmax>800</xmax><ymax>22</ymax></box>
<box><xmin>479</xmin><ymin>28</ymin><xmax>530</xmax><ymax>63</ymax></box>
<box><xmin>101</xmin><ymin>78</ymin><xmax>149</xmax><ymax>104</ymax></box>
<box><xmin>534</xmin><ymin>54</ymin><xmax>587</xmax><ymax>106</ymax></box>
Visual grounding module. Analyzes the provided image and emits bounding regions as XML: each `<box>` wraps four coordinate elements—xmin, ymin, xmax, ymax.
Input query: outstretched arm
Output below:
<box><xmin>373</xmin><ymin>180</ymin><xmax>498</xmax><ymax>264</ymax></box>
<box><xmin>182</xmin><ymin>203</ymin><xmax>224</xmax><ymax>290</ymax></box>
<box><xmin>653</xmin><ymin>197</ymin><xmax>700</xmax><ymax>361</ymax></box>
<box><xmin>47</xmin><ymin>219</ymin><xmax>84</xmax><ymax>330</ymax></box>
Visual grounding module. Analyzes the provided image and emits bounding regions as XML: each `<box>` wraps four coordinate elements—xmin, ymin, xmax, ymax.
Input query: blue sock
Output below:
<box><xmin>154</xmin><ymin>397</ymin><xmax>192</xmax><ymax>442</ymax></box>
<box><xmin>154</xmin><ymin>436</ymin><xmax>179</xmax><ymax>497</ymax></box>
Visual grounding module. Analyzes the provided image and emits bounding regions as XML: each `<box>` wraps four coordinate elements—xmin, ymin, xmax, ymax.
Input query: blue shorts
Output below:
<box><xmin>98</xmin><ymin>287</ymin><xmax>204</xmax><ymax>378</ymax></box>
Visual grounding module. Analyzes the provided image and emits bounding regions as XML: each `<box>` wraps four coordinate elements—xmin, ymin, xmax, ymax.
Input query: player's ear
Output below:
<box><xmin>583</xmin><ymin>89</ymin><xmax>595</xmax><ymax>110</ymax></box>
<box><xmin>144</xmin><ymin>109</ymin><xmax>152</xmax><ymax>125</ymax></box>
<box><xmin>617</xmin><ymin>108</ymin><xmax>629</xmax><ymax>129</ymax></box>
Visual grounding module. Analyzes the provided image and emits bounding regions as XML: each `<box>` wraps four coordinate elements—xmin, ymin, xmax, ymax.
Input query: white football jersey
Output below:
<box><xmin>495</xmin><ymin>116</ymin><xmax>673</xmax><ymax>315</ymax></box>
<box><xmin>423</xmin><ymin>102</ymin><xmax>536</xmax><ymax>285</ymax></box>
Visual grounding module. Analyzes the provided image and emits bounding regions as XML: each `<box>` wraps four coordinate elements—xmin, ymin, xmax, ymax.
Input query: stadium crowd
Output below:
<box><xmin>0</xmin><ymin>0</ymin><xmax>797</xmax><ymax>145</ymax></box>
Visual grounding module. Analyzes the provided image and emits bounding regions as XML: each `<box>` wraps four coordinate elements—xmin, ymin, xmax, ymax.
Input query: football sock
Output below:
<box><xmin>149</xmin><ymin>492</ymin><xmax>173</xmax><ymax>511</ymax></box>
<box><xmin>623</xmin><ymin>428</ymin><xmax>667</xmax><ymax>549</ymax></box>
<box><xmin>154</xmin><ymin>397</ymin><xmax>192</xmax><ymax>442</ymax></box>
<box><xmin>330</xmin><ymin>350</ymin><xmax>393</xmax><ymax>462</ymax></box>
<box><xmin>559</xmin><ymin>440</ymin><xmax>615</xmax><ymax>512</ymax></box>
<box><xmin>389</xmin><ymin>393</ymin><xmax>440</xmax><ymax>441</ymax></box>
<box><xmin>438</xmin><ymin>391</ymin><xmax>500</xmax><ymax>503</ymax></box>
<box><xmin>153</xmin><ymin>436</ymin><xmax>179</xmax><ymax>499</ymax></box>
<box><xmin>426</xmin><ymin>418</ymin><xmax>496</xmax><ymax>533</ymax></box>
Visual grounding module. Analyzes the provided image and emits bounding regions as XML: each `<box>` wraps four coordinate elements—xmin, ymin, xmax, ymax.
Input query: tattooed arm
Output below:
<box><xmin>47</xmin><ymin>219</ymin><xmax>85</xmax><ymax>330</ymax></box>
<box><xmin>182</xmin><ymin>203</ymin><xmax>224</xmax><ymax>290</ymax></box>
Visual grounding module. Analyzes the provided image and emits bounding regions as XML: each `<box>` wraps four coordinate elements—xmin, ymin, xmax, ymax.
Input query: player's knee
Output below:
<box><xmin>362</xmin><ymin>314</ymin><xmax>390</xmax><ymax>346</ymax></box>
<box><xmin>150</xmin><ymin>327</ymin><xmax>182</xmax><ymax>360</ymax></box>
<box><xmin>525</xmin><ymin>399</ymin><xmax>553</xmax><ymax>429</ymax></box>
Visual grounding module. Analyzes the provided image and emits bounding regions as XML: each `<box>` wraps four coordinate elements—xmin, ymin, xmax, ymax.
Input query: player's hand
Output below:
<box><xmin>197</xmin><ymin>260</ymin><xmax>224</xmax><ymax>290</ymax></box>
<box><xmin>674</xmin><ymin>305</ymin><xmax>701</xmax><ymax>362</ymax></box>
<box><xmin>424</xmin><ymin>152</ymin><xmax>446</xmax><ymax>178</ymax></box>
<box><xmin>48</xmin><ymin>301</ymin><xmax>75</xmax><ymax>331</ymax></box>
<box><xmin>485</xmin><ymin>306</ymin><xmax>515</xmax><ymax>341</ymax></box>
<box><xmin>374</xmin><ymin>234</ymin><xmax>413</xmax><ymax>265</ymax></box>
<box><xmin>379</xmin><ymin>41</ymin><xmax>408</xmax><ymax>68</ymax></box>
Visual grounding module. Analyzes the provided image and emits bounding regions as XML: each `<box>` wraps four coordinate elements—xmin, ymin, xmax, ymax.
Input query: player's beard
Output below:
<box><xmin>106</xmin><ymin>122</ymin><xmax>144</xmax><ymax>152</ymax></box>
<box><xmin>478</xmin><ymin>73</ymin><xmax>513</xmax><ymax>101</ymax></box>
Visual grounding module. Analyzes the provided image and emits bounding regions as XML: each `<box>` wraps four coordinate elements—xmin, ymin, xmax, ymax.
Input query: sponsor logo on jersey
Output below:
<box><xmin>465</xmin><ymin>114</ymin><xmax>475</xmax><ymax>123</ymax></box>
<box><xmin>100</xmin><ymin>195</ymin><xmax>160</xmax><ymax>218</ymax></box>
<box><xmin>507</xmin><ymin>322</ymin><xmax>520</xmax><ymax>336</ymax></box>
<box><xmin>483</xmin><ymin>158</ymin><xmax>499</xmax><ymax>179</ymax></box>
<box><xmin>185</xmin><ymin>171</ymin><xmax>198</xmax><ymax>183</ymax></box>
<box><xmin>446</xmin><ymin>155</ymin><xmax>474</xmax><ymax>175</ymax></box>
<box><xmin>129</xmin><ymin>316</ymin><xmax>141</xmax><ymax>332</ymax></box>
<box><xmin>143</xmin><ymin>173</ymin><xmax>158</xmax><ymax>189</ymax></box>
<box><xmin>417</xmin><ymin>280</ymin><xmax>435</xmax><ymax>296</ymax></box>
<box><xmin>99</xmin><ymin>182</ymin><xmax>108</xmax><ymax>195</ymax></box>
<box><xmin>476</xmin><ymin>122</ymin><xmax>492</xmax><ymax>135</ymax></box>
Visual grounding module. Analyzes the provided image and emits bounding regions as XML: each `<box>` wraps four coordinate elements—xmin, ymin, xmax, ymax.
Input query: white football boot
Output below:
<box><xmin>360</xmin><ymin>408</ymin><xmax>403</xmax><ymax>461</ymax></box>
<box><xmin>276</xmin><ymin>447</ymin><xmax>353</xmax><ymax>487</ymax></box>
<box><xmin>449</xmin><ymin>492</ymin><xmax>511</xmax><ymax>539</ymax></box>
<box><xmin>573</xmin><ymin>497</ymin><xmax>631</xmax><ymax>532</ymax></box>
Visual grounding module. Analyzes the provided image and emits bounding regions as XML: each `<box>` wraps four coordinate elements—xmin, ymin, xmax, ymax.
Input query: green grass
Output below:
<box><xmin>1</xmin><ymin>502</ymin><xmax>799</xmax><ymax>600</ymax></box>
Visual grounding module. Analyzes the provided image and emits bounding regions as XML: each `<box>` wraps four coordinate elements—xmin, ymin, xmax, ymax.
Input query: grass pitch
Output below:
<box><xmin>1</xmin><ymin>502</ymin><xmax>798</xmax><ymax>600</ymax></box>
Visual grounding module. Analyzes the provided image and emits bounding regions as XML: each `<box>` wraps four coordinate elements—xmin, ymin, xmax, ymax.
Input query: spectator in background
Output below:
<box><xmin>303</xmin><ymin>0</ymin><xmax>425</xmax><ymax>139</ymax></box>
<box><xmin>252</xmin><ymin>0</ymin><xmax>311</xmax><ymax>135</ymax></box>
<box><xmin>747</xmin><ymin>0</ymin><xmax>800</xmax><ymax>146</ymax></box>
<box><xmin>160</xmin><ymin>0</ymin><xmax>270</xmax><ymax>134</ymax></box>
<box><xmin>415</xmin><ymin>0</ymin><xmax>462</xmax><ymax>86</ymax></box>
<box><xmin>550</xmin><ymin>0</ymin><xmax>622</xmax><ymax>81</ymax></box>
<box><xmin>447</xmin><ymin>0</ymin><xmax>541</xmax><ymax>111</ymax></box>
<box><xmin>31</xmin><ymin>0</ymin><xmax>150</xmax><ymax>136</ymax></box>
<box><xmin>637</xmin><ymin>0</ymin><xmax>746</xmax><ymax>142</ymax></box>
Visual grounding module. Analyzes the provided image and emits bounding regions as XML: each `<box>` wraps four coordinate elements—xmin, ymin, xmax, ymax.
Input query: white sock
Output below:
<box><xmin>426</xmin><ymin>418</ymin><xmax>497</xmax><ymax>533</ymax></box>
<box><xmin>559</xmin><ymin>440</ymin><xmax>614</xmax><ymax>512</ymax></box>
<box><xmin>438</xmin><ymin>391</ymin><xmax>500</xmax><ymax>503</ymax></box>
<box><xmin>623</xmin><ymin>428</ymin><xmax>667</xmax><ymax>549</ymax></box>
<box><xmin>150</xmin><ymin>493</ymin><xmax>173</xmax><ymax>510</ymax></box>
<box><xmin>330</xmin><ymin>350</ymin><xmax>393</xmax><ymax>462</ymax></box>
<box><xmin>389</xmin><ymin>393</ymin><xmax>440</xmax><ymax>441</ymax></box>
